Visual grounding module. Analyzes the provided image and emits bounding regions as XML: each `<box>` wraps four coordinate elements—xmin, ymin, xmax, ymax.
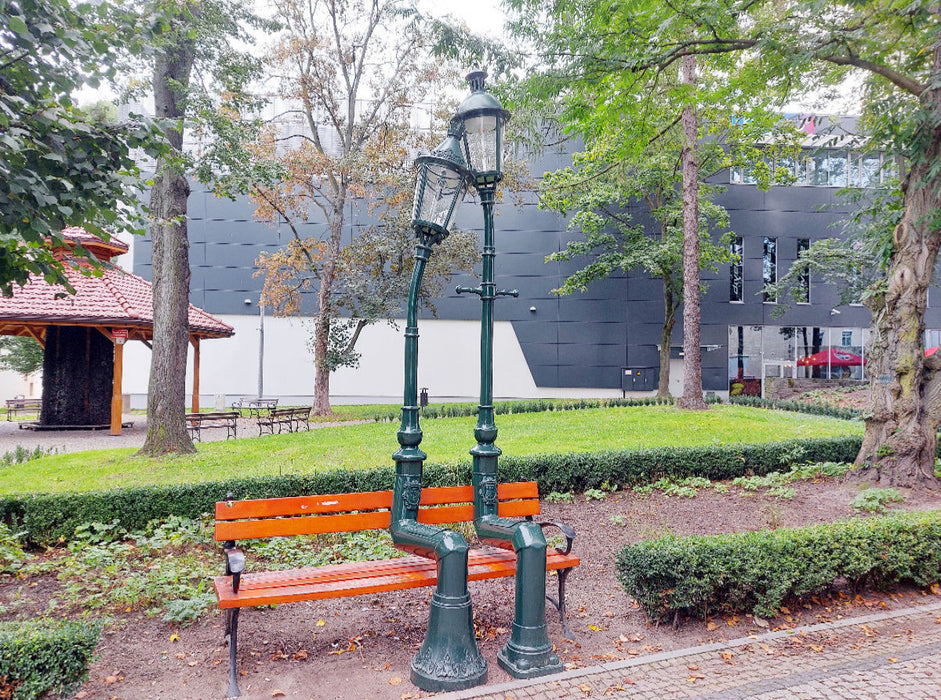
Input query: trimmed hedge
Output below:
<box><xmin>729</xmin><ymin>395</ymin><xmax>861</xmax><ymax>421</ymax></box>
<box><xmin>376</xmin><ymin>396</ymin><xmax>678</xmax><ymax>421</ymax></box>
<box><xmin>0</xmin><ymin>619</ymin><xmax>102</xmax><ymax>699</ymax></box>
<box><xmin>615</xmin><ymin>510</ymin><xmax>941</xmax><ymax>623</ymax></box>
<box><xmin>0</xmin><ymin>435</ymin><xmax>862</xmax><ymax>546</ymax></box>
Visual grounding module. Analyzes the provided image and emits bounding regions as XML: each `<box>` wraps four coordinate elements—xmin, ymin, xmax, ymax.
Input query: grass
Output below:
<box><xmin>0</xmin><ymin>404</ymin><xmax>861</xmax><ymax>496</ymax></box>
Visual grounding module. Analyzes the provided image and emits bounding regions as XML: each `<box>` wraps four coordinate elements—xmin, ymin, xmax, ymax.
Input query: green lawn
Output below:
<box><xmin>0</xmin><ymin>405</ymin><xmax>861</xmax><ymax>495</ymax></box>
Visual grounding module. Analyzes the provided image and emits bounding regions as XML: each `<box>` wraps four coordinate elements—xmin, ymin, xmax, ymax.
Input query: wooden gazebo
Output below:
<box><xmin>0</xmin><ymin>228</ymin><xmax>234</xmax><ymax>434</ymax></box>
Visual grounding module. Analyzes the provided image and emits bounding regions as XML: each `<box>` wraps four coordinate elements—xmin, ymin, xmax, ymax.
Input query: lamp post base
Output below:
<box><xmin>410</xmin><ymin>591</ymin><xmax>487</xmax><ymax>692</ymax></box>
<box><xmin>497</xmin><ymin>624</ymin><xmax>562</xmax><ymax>679</ymax></box>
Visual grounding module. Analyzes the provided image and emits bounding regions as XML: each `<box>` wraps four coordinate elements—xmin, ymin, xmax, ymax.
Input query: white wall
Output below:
<box><xmin>118</xmin><ymin>314</ymin><xmax>624</xmax><ymax>407</ymax></box>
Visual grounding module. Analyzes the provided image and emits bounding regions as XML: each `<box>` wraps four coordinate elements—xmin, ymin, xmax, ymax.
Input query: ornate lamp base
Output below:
<box><xmin>497</xmin><ymin>623</ymin><xmax>563</xmax><ymax>679</ymax></box>
<box><xmin>410</xmin><ymin>591</ymin><xmax>488</xmax><ymax>692</ymax></box>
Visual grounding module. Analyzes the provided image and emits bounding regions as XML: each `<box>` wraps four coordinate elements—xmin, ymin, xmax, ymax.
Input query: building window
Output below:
<box><xmin>730</xmin><ymin>236</ymin><xmax>743</xmax><ymax>302</ymax></box>
<box><xmin>842</xmin><ymin>330</ymin><xmax>853</xmax><ymax>347</ymax></box>
<box><xmin>763</xmin><ymin>237</ymin><xmax>777</xmax><ymax>302</ymax></box>
<box><xmin>797</xmin><ymin>238</ymin><xmax>810</xmax><ymax>303</ymax></box>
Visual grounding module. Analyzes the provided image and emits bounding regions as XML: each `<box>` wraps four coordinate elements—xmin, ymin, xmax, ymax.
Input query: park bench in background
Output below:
<box><xmin>5</xmin><ymin>398</ymin><xmax>41</xmax><ymax>421</ymax></box>
<box><xmin>231</xmin><ymin>397</ymin><xmax>278</xmax><ymax>417</ymax></box>
<box><xmin>256</xmin><ymin>405</ymin><xmax>311</xmax><ymax>435</ymax></box>
<box><xmin>185</xmin><ymin>411</ymin><xmax>239</xmax><ymax>442</ymax></box>
<box><xmin>213</xmin><ymin>480</ymin><xmax>578</xmax><ymax>698</ymax></box>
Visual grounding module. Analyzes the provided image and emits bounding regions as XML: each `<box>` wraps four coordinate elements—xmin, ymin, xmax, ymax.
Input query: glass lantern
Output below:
<box><xmin>454</xmin><ymin>69</ymin><xmax>510</xmax><ymax>189</ymax></box>
<box><xmin>412</xmin><ymin>128</ymin><xmax>468</xmax><ymax>244</ymax></box>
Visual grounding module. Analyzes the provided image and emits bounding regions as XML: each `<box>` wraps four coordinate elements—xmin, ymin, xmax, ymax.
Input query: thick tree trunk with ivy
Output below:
<box><xmin>138</xmin><ymin>32</ymin><xmax>196</xmax><ymax>456</ymax></box>
<box><xmin>854</xmin><ymin>154</ymin><xmax>941</xmax><ymax>488</ymax></box>
<box><xmin>677</xmin><ymin>55</ymin><xmax>707</xmax><ymax>411</ymax></box>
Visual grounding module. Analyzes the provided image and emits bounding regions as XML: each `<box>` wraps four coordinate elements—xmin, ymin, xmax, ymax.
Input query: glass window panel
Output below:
<box><xmin>810</xmin><ymin>152</ymin><xmax>829</xmax><ymax>185</ymax></box>
<box><xmin>829</xmin><ymin>151</ymin><xmax>847</xmax><ymax>187</ymax></box>
<box><xmin>730</xmin><ymin>236</ymin><xmax>743</xmax><ymax>302</ymax></box>
<box><xmin>861</xmin><ymin>154</ymin><xmax>881</xmax><ymax>187</ymax></box>
<box><xmin>763</xmin><ymin>237</ymin><xmax>777</xmax><ymax>302</ymax></box>
<box><xmin>797</xmin><ymin>238</ymin><xmax>810</xmax><ymax>303</ymax></box>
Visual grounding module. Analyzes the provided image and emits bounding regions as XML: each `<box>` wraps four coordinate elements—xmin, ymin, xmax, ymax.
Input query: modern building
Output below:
<box><xmin>54</xmin><ymin>117</ymin><xmax>941</xmax><ymax>408</ymax></box>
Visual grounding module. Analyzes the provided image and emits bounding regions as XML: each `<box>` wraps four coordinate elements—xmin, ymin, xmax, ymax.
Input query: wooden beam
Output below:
<box><xmin>111</xmin><ymin>339</ymin><xmax>124</xmax><ymax>435</ymax></box>
<box><xmin>191</xmin><ymin>336</ymin><xmax>200</xmax><ymax>413</ymax></box>
<box><xmin>23</xmin><ymin>326</ymin><xmax>45</xmax><ymax>349</ymax></box>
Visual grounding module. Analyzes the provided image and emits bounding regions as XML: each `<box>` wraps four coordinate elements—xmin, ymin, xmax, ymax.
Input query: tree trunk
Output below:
<box><xmin>311</xmin><ymin>199</ymin><xmax>348</xmax><ymax>416</ymax></box>
<box><xmin>852</xmin><ymin>162</ymin><xmax>941</xmax><ymax>487</ymax></box>
<box><xmin>658</xmin><ymin>282</ymin><xmax>677</xmax><ymax>398</ymax></box>
<box><xmin>677</xmin><ymin>54</ymin><xmax>707</xmax><ymax>411</ymax></box>
<box><xmin>851</xmin><ymin>31</ymin><xmax>941</xmax><ymax>487</ymax></box>
<box><xmin>138</xmin><ymin>28</ymin><xmax>196</xmax><ymax>456</ymax></box>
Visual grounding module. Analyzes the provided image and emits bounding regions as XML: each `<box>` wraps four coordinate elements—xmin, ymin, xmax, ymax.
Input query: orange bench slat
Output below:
<box><xmin>214</xmin><ymin>549</ymin><xmax>580</xmax><ymax>608</ymax></box>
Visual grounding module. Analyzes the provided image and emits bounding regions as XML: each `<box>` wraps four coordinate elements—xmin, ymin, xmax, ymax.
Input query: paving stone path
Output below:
<box><xmin>440</xmin><ymin>601</ymin><xmax>941</xmax><ymax>699</ymax></box>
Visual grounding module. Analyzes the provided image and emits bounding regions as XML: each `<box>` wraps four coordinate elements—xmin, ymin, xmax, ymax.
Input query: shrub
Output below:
<box><xmin>0</xmin><ymin>618</ymin><xmax>102</xmax><ymax>699</ymax></box>
<box><xmin>0</xmin><ymin>435</ymin><xmax>863</xmax><ymax>546</ymax></box>
<box><xmin>851</xmin><ymin>488</ymin><xmax>906</xmax><ymax>514</ymax></box>
<box><xmin>728</xmin><ymin>395</ymin><xmax>861</xmax><ymax>421</ymax></box>
<box><xmin>615</xmin><ymin>510</ymin><xmax>941</xmax><ymax>623</ymax></box>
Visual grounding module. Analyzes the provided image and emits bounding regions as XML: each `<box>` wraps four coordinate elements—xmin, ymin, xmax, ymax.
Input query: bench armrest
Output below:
<box><xmin>534</xmin><ymin>520</ymin><xmax>575</xmax><ymax>555</ymax></box>
<box><xmin>224</xmin><ymin>545</ymin><xmax>246</xmax><ymax>593</ymax></box>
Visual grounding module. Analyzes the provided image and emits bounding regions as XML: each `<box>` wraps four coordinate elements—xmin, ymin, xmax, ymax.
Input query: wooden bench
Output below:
<box><xmin>5</xmin><ymin>398</ymin><xmax>41</xmax><ymax>420</ymax></box>
<box><xmin>185</xmin><ymin>411</ymin><xmax>239</xmax><ymax>442</ymax></box>
<box><xmin>214</xmin><ymin>481</ymin><xmax>578</xmax><ymax>698</ymax></box>
<box><xmin>256</xmin><ymin>405</ymin><xmax>311</xmax><ymax>435</ymax></box>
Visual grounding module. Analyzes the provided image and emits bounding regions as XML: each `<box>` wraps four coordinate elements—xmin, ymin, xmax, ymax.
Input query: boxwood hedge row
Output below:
<box><xmin>0</xmin><ymin>435</ymin><xmax>862</xmax><ymax>546</ymax></box>
<box><xmin>0</xmin><ymin>619</ymin><xmax>102</xmax><ymax>699</ymax></box>
<box><xmin>615</xmin><ymin>510</ymin><xmax>941</xmax><ymax>623</ymax></box>
<box><xmin>729</xmin><ymin>395</ymin><xmax>861</xmax><ymax>421</ymax></box>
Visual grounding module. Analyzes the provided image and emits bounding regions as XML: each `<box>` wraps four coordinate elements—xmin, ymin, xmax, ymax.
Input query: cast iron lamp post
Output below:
<box><xmin>454</xmin><ymin>69</ymin><xmax>563</xmax><ymax>679</ymax></box>
<box><xmin>389</xmin><ymin>124</ymin><xmax>488</xmax><ymax>692</ymax></box>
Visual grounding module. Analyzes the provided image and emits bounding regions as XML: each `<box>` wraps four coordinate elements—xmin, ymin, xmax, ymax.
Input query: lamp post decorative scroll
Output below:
<box><xmin>454</xmin><ymin>69</ymin><xmax>563</xmax><ymax>679</ymax></box>
<box><xmin>390</xmin><ymin>123</ymin><xmax>488</xmax><ymax>693</ymax></box>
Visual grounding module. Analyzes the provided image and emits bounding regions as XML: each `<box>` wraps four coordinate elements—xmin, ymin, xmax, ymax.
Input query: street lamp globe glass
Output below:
<box><xmin>462</xmin><ymin>113</ymin><xmax>502</xmax><ymax>175</ymax></box>
<box><xmin>413</xmin><ymin>160</ymin><xmax>463</xmax><ymax>231</ymax></box>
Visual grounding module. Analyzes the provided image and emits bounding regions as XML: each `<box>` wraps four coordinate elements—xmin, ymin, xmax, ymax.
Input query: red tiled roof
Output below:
<box><xmin>0</xmin><ymin>230</ymin><xmax>233</xmax><ymax>339</ymax></box>
<box><xmin>58</xmin><ymin>227</ymin><xmax>130</xmax><ymax>260</ymax></box>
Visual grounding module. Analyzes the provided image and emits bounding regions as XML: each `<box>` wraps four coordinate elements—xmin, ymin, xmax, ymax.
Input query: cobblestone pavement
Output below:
<box><xmin>439</xmin><ymin>601</ymin><xmax>941</xmax><ymax>700</ymax></box>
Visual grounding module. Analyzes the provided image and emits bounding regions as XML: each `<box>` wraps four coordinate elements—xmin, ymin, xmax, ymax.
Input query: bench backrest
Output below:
<box><xmin>214</xmin><ymin>481</ymin><xmax>541</xmax><ymax>542</ymax></box>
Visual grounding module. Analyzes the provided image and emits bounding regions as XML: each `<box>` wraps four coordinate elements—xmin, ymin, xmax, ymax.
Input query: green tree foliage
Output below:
<box><xmin>541</xmin><ymin>151</ymin><xmax>734</xmax><ymax>396</ymax></box>
<box><xmin>0</xmin><ymin>336</ymin><xmax>42</xmax><ymax>375</ymax></box>
<box><xmin>504</xmin><ymin>0</ymin><xmax>801</xmax><ymax>405</ymax></box>
<box><xmin>0</xmin><ymin>0</ymin><xmax>160</xmax><ymax>295</ymax></box>
<box><xmin>207</xmin><ymin>0</ymin><xmax>467</xmax><ymax>415</ymax></box>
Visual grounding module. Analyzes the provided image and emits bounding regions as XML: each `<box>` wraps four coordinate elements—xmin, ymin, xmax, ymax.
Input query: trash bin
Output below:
<box><xmin>419</xmin><ymin>387</ymin><xmax>429</xmax><ymax>408</ymax></box>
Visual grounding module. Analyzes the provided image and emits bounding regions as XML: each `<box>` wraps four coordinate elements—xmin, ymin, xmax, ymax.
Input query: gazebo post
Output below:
<box><xmin>111</xmin><ymin>339</ymin><xmax>124</xmax><ymax>435</ymax></box>
<box><xmin>191</xmin><ymin>336</ymin><xmax>200</xmax><ymax>414</ymax></box>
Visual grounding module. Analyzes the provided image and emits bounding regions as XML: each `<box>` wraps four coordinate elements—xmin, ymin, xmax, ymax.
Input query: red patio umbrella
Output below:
<box><xmin>926</xmin><ymin>346</ymin><xmax>939</xmax><ymax>357</ymax></box>
<box><xmin>797</xmin><ymin>348</ymin><xmax>867</xmax><ymax>367</ymax></box>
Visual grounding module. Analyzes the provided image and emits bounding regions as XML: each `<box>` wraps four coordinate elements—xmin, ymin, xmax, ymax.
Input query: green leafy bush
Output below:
<box><xmin>728</xmin><ymin>395</ymin><xmax>861</xmax><ymax>421</ymax></box>
<box><xmin>851</xmin><ymin>488</ymin><xmax>905</xmax><ymax>514</ymax></box>
<box><xmin>615</xmin><ymin>510</ymin><xmax>941</xmax><ymax>622</ymax></box>
<box><xmin>409</xmin><ymin>396</ymin><xmax>676</xmax><ymax>422</ymax></box>
<box><xmin>0</xmin><ymin>435</ymin><xmax>863</xmax><ymax>546</ymax></box>
<box><xmin>0</xmin><ymin>618</ymin><xmax>102</xmax><ymax>699</ymax></box>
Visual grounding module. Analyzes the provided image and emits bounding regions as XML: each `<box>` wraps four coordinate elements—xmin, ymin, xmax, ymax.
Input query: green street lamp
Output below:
<box><xmin>454</xmin><ymin>68</ymin><xmax>563</xmax><ymax>679</ymax></box>
<box><xmin>389</xmin><ymin>124</ymin><xmax>488</xmax><ymax>693</ymax></box>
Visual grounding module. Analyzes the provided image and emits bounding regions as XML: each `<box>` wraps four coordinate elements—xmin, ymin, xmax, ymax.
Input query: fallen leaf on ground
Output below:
<box><xmin>578</xmin><ymin>683</ymin><xmax>593</xmax><ymax>693</ymax></box>
<box><xmin>687</xmin><ymin>673</ymin><xmax>706</xmax><ymax>682</ymax></box>
<box><xmin>294</xmin><ymin>650</ymin><xmax>308</xmax><ymax>660</ymax></box>
<box><xmin>389</xmin><ymin>677</ymin><xmax>403</xmax><ymax>685</ymax></box>
<box><xmin>720</xmin><ymin>650</ymin><xmax>734</xmax><ymax>664</ymax></box>
<box><xmin>687</xmin><ymin>664</ymin><xmax>699</xmax><ymax>670</ymax></box>
<box><xmin>271</xmin><ymin>691</ymin><xmax>286</xmax><ymax>697</ymax></box>
<box><xmin>753</xmin><ymin>616</ymin><xmax>769</xmax><ymax>628</ymax></box>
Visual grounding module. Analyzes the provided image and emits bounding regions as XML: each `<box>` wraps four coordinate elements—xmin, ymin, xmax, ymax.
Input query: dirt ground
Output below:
<box><xmin>3</xmin><ymin>475</ymin><xmax>938</xmax><ymax>700</ymax></box>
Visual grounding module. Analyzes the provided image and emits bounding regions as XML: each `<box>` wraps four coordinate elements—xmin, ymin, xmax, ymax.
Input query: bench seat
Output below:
<box><xmin>215</xmin><ymin>547</ymin><xmax>578</xmax><ymax>608</ymax></box>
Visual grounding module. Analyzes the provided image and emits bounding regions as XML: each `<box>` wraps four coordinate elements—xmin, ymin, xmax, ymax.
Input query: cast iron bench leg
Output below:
<box><xmin>225</xmin><ymin>608</ymin><xmax>241</xmax><ymax>698</ymax></box>
<box><xmin>545</xmin><ymin>567</ymin><xmax>574</xmax><ymax>639</ymax></box>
